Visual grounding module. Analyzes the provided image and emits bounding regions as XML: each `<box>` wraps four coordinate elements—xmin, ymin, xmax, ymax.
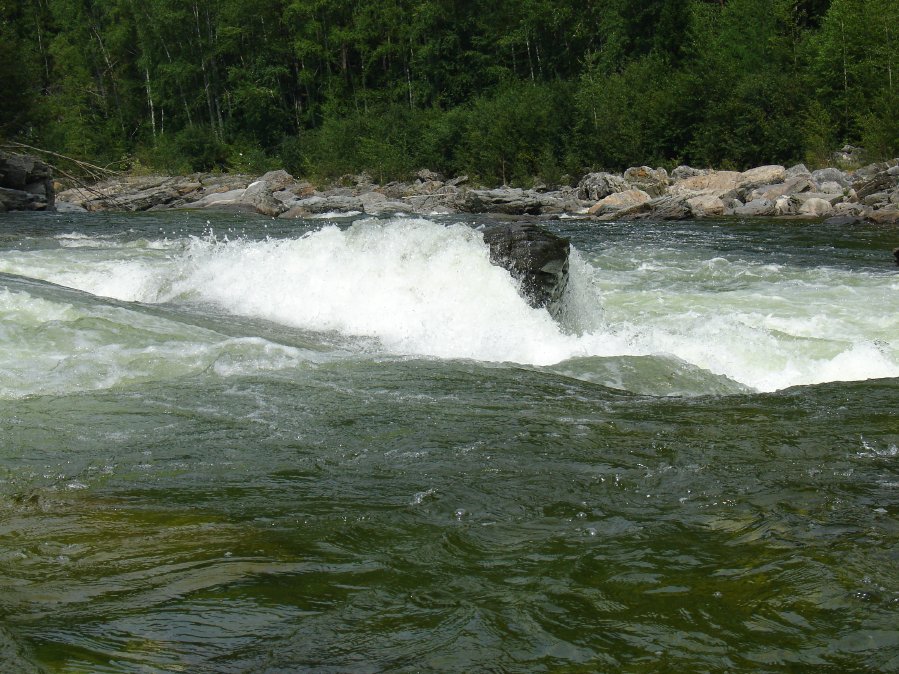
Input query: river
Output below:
<box><xmin>1</xmin><ymin>210</ymin><xmax>897</xmax><ymax>672</ymax></box>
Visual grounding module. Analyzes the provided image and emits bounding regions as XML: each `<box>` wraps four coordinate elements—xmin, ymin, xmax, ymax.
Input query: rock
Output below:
<box><xmin>739</xmin><ymin>165</ymin><xmax>786</xmax><ymax>191</ymax></box>
<box><xmin>623</xmin><ymin>166</ymin><xmax>668</xmax><ymax>197</ymax></box>
<box><xmin>588</xmin><ymin>189</ymin><xmax>651</xmax><ymax>216</ymax></box>
<box><xmin>186</xmin><ymin>188</ymin><xmax>246</xmax><ymax>208</ymax></box>
<box><xmin>459</xmin><ymin>188</ymin><xmax>545</xmax><ymax>215</ymax></box>
<box><xmin>818</xmin><ymin>181</ymin><xmax>845</xmax><ymax>195</ymax></box>
<box><xmin>812</xmin><ymin>167</ymin><xmax>850</xmax><ymax>189</ymax></box>
<box><xmin>0</xmin><ymin>186</ymin><xmax>41</xmax><ymax>210</ymax></box>
<box><xmin>446</xmin><ymin>175</ymin><xmax>469</xmax><ymax>187</ymax></box>
<box><xmin>862</xmin><ymin>192</ymin><xmax>891</xmax><ymax>207</ymax></box>
<box><xmin>359</xmin><ymin>191</ymin><xmax>413</xmax><ymax>215</ymax></box>
<box><xmin>774</xmin><ymin>195</ymin><xmax>802</xmax><ymax>216</ymax></box>
<box><xmin>867</xmin><ymin>206</ymin><xmax>899</xmax><ymax>225</ymax></box>
<box><xmin>576</xmin><ymin>172</ymin><xmax>628</xmax><ymax>201</ymax></box>
<box><xmin>670</xmin><ymin>165</ymin><xmax>708</xmax><ymax>181</ymax></box>
<box><xmin>799</xmin><ymin>197</ymin><xmax>834</xmax><ymax>217</ymax></box>
<box><xmin>0</xmin><ymin>151</ymin><xmax>54</xmax><ymax>210</ymax></box>
<box><xmin>855</xmin><ymin>170</ymin><xmax>899</xmax><ymax>200</ymax></box>
<box><xmin>242</xmin><ymin>180</ymin><xmax>287</xmax><ymax>216</ymax></box>
<box><xmin>278</xmin><ymin>194</ymin><xmax>364</xmax><ymax>217</ymax></box>
<box><xmin>785</xmin><ymin>163</ymin><xmax>812</xmax><ymax>179</ymax></box>
<box><xmin>893</xmin><ymin>247</ymin><xmax>899</xmax><ymax>266</ymax></box>
<box><xmin>635</xmin><ymin>194</ymin><xmax>692</xmax><ymax>220</ymax></box>
<box><xmin>852</xmin><ymin>161</ymin><xmax>893</xmax><ymax>183</ymax></box>
<box><xmin>746</xmin><ymin>176</ymin><xmax>815</xmax><ymax>202</ymax></box>
<box><xmin>794</xmin><ymin>191</ymin><xmax>845</xmax><ymax>206</ymax></box>
<box><xmin>406</xmin><ymin>190</ymin><xmax>460</xmax><ymax>214</ymax></box>
<box><xmin>734</xmin><ymin>198</ymin><xmax>775</xmax><ymax>217</ymax></box>
<box><xmin>0</xmin><ymin>151</ymin><xmax>52</xmax><ymax>187</ymax></box>
<box><xmin>669</xmin><ymin>171</ymin><xmax>742</xmax><ymax>198</ymax></box>
<box><xmin>832</xmin><ymin>202</ymin><xmax>866</xmax><ymax>217</ymax></box>
<box><xmin>58</xmin><ymin>174</ymin><xmax>251</xmax><ymax>212</ymax></box>
<box><xmin>481</xmin><ymin>222</ymin><xmax>570</xmax><ymax>317</ymax></box>
<box><xmin>686</xmin><ymin>194</ymin><xmax>726</xmax><ymax>218</ymax></box>
<box><xmin>258</xmin><ymin>169</ymin><xmax>296</xmax><ymax>192</ymax></box>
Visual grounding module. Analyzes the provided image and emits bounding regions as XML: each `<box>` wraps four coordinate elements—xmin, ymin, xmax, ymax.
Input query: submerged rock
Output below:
<box><xmin>480</xmin><ymin>222</ymin><xmax>570</xmax><ymax>318</ymax></box>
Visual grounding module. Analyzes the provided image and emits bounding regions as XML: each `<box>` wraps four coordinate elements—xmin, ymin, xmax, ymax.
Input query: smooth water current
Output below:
<box><xmin>1</xmin><ymin>211</ymin><xmax>897</xmax><ymax>672</ymax></box>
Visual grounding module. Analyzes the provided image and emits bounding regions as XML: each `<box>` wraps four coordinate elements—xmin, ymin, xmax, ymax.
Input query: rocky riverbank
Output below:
<box><xmin>44</xmin><ymin>159</ymin><xmax>899</xmax><ymax>225</ymax></box>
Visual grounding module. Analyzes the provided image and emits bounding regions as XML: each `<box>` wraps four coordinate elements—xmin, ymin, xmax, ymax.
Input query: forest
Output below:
<box><xmin>1</xmin><ymin>0</ymin><xmax>897</xmax><ymax>185</ymax></box>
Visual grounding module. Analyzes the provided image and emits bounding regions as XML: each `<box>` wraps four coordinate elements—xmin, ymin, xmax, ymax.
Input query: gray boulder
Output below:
<box><xmin>279</xmin><ymin>195</ymin><xmax>364</xmax><ymax>218</ymax></box>
<box><xmin>867</xmin><ymin>206</ymin><xmax>899</xmax><ymax>225</ymax></box>
<box><xmin>243</xmin><ymin>178</ymin><xmax>288</xmax><ymax>217</ymax></box>
<box><xmin>785</xmin><ymin>163</ymin><xmax>812</xmax><ymax>179</ymax></box>
<box><xmin>686</xmin><ymin>194</ymin><xmax>726</xmax><ymax>218</ymax></box>
<box><xmin>851</xmin><ymin>161</ymin><xmax>891</xmax><ymax>183</ymax></box>
<box><xmin>746</xmin><ymin>176</ymin><xmax>815</xmax><ymax>202</ymax></box>
<box><xmin>735</xmin><ymin>198</ymin><xmax>775</xmax><ymax>217</ymax></box>
<box><xmin>738</xmin><ymin>165</ymin><xmax>786</xmax><ymax>194</ymax></box>
<box><xmin>623</xmin><ymin>166</ymin><xmax>669</xmax><ymax>197</ymax></box>
<box><xmin>0</xmin><ymin>186</ymin><xmax>41</xmax><ymax>211</ymax></box>
<box><xmin>635</xmin><ymin>195</ymin><xmax>692</xmax><ymax>220</ymax></box>
<box><xmin>576</xmin><ymin>172</ymin><xmax>628</xmax><ymax>201</ymax></box>
<box><xmin>460</xmin><ymin>188</ymin><xmax>545</xmax><ymax>215</ymax></box>
<box><xmin>359</xmin><ymin>191</ymin><xmax>413</xmax><ymax>215</ymax></box>
<box><xmin>671</xmin><ymin>165</ymin><xmax>708</xmax><ymax>181</ymax></box>
<box><xmin>812</xmin><ymin>167</ymin><xmax>850</xmax><ymax>189</ymax></box>
<box><xmin>588</xmin><ymin>189</ymin><xmax>651</xmax><ymax>216</ymax></box>
<box><xmin>481</xmin><ymin>222</ymin><xmax>569</xmax><ymax>318</ymax></box>
<box><xmin>855</xmin><ymin>169</ymin><xmax>899</xmax><ymax>201</ymax></box>
<box><xmin>799</xmin><ymin>197</ymin><xmax>834</xmax><ymax>217</ymax></box>
<box><xmin>774</xmin><ymin>195</ymin><xmax>802</xmax><ymax>216</ymax></box>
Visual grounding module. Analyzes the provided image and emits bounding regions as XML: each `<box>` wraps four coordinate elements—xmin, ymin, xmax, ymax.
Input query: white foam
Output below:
<box><xmin>0</xmin><ymin>287</ymin><xmax>315</xmax><ymax>398</ymax></box>
<box><xmin>4</xmin><ymin>217</ymin><xmax>898</xmax><ymax>393</ymax></box>
<box><xmin>167</xmin><ymin>219</ymin><xmax>578</xmax><ymax>364</ymax></box>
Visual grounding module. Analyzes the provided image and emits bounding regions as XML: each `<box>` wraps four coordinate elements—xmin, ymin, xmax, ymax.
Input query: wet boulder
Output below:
<box><xmin>481</xmin><ymin>222</ymin><xmax>570</xmax><ymax>318</ymax></box>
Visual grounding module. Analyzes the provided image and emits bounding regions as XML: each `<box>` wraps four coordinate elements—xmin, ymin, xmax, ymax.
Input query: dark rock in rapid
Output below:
<box><xmin>481</xmin><ymin>222</ymin><xmax>570</xmax><ymax>318</ymax></box>
<box><xmin>0</xmin><ymin>151</ymin><xmax>54</xmax><ymax>211</ymax></box>
<box><xmin>893</xmin><ymin>247</ymin><xmax>899</xmax><ymax>266</ymax></box>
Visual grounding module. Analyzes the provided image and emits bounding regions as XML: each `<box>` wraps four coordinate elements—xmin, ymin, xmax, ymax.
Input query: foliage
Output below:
<box><xmin>4</xmin><ymin>0</ymin><xmax>897</xmax><ymax>181</ymax></box>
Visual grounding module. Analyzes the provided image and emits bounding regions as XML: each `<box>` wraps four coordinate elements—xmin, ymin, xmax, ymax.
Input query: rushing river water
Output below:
<box><xmin>1</xmin><ymin>210</ymin><xmax>897</xmax><ymax>672</ymax></box>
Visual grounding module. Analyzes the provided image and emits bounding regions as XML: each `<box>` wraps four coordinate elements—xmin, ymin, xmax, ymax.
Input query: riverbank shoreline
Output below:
<box><xmin>50</xmin><ymin>160</ymin><xmax>899</xmax><ymax>226</ymax></box>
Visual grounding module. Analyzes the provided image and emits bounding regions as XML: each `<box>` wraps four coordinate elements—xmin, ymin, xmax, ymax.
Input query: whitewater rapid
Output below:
<box><xmin>1</xmin><ymin>217</ymin><xmax>898</xmax><ymax>395</ymax></box>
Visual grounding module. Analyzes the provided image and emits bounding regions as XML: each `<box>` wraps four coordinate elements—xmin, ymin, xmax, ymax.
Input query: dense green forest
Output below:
<box><xmin>1</xmin><ymin>0</ymin><xmax>897</xmax><ymax>185</ymax></box>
